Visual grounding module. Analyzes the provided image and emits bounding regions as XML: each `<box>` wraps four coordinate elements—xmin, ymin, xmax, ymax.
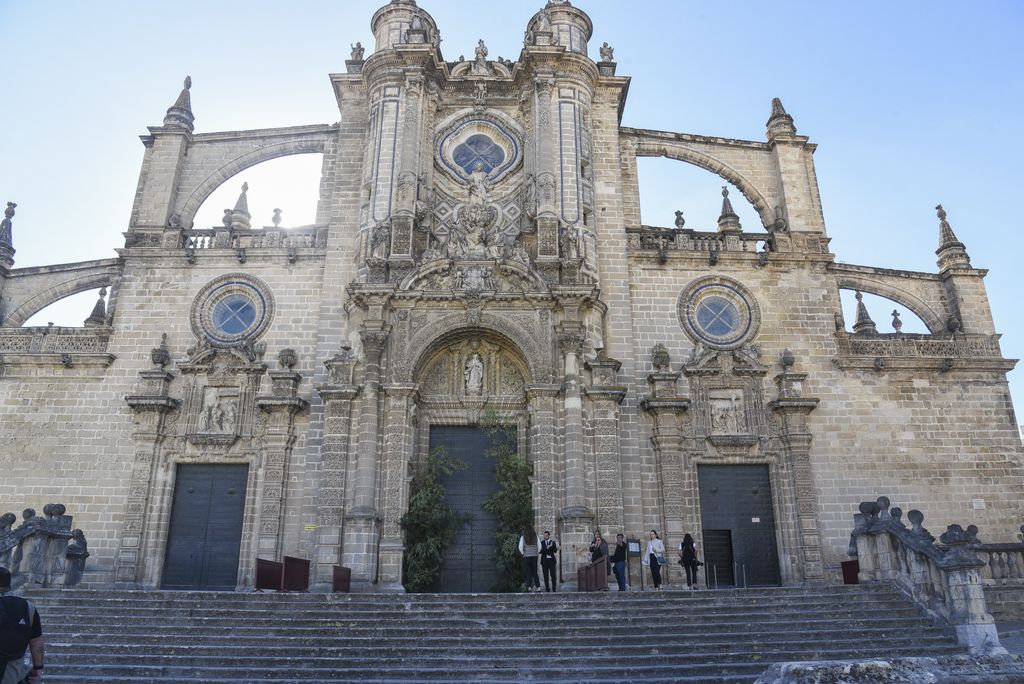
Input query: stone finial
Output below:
<box><xmin>651</xmin><ymin>343</ymin><xmax>671</xmax><ymax>372</ymax></box>
<box><xmin>852</xmin><ymin>291</ymin><xmax>877</xmax><ymax>335</ymax></box>
<box><xmin>674</xmin><ymin>210</ymin><xmax>686</xmax><ymax>230</ymax></box>
<box><xmin>766</xmin><ymin>97</ymin><xmax>797</xmax><ymax>140</ymax></box>
<box><xmin>230</xmin><ymin>182</ymin><xmax>252</xmax><ymax>230</ymax></box>
<box><xmin>278</xmin><ymin>348</ymin><xmax>298</xmax><ymax>369</ymax></box>
<box><xmin>163</xmin><ymin>76</ymin><xmax>195</xmax><ymax>132</ymax></box>
<box><xmin>717</xmin><ymin>186</ymin><xmax>741</xmax><ymax>233</ymax></box>
<box><xmin>0</xmin><ymin>201</ymin><xmax>15</xmax><ymax>268</ymax></box>
<box><xmin>151</xmin><ymin>333</ymin><xmax>171</xmax><ymax>368</ymax></box>
<box><xmin>891</xmin><ymin>309</ymin><xmax>903</xmax><ymax>333</ymax></box>
<box><xmin>84</xmin><ymin>287</ymin><xmax>108</xmax><ymax>327</ymax></box>
<box><xmin>0</xmin><ymin>201</ymin><xmax>15</xmax><ymax>245</ymax></box>
<box><xmin>935</xmin><ymin>204</ymin><xmax>971</xmax><ymax>270</ymax></box>
<box><xmin>272</xmin><ymin>208</ymin><xmax>282</xmax><ymax>227</ymax></box>
<box><xmin>780</xmin><ymin>348</ymin><xmax>795</xmax><ymax>372</ymax></box>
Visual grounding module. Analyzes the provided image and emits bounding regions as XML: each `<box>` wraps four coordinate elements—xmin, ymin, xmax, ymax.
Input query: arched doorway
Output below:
<box><xmin>412</xmin><ymin>331</ymin><xmax>533</xmax><ymax>592</ymax></box>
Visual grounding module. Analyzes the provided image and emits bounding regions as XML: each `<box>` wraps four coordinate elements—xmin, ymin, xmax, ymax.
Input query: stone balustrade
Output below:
<box><xmin>0</xmin><ymin>504</ymin><xmax>89</xmax><ymax>589</ymax></box>
<box><xmin>971</xmin><ymin>527</ymin><xmax>1024</xmax><ymax>583</ymax></box>
<box><xmin>626</xmin><ymin>226</ymin><xmax>769</xmax><ymax>258</ymax></box>
<box><xmin>849</xmin><ymin>496</ymin><xmax>1007</xmax><ymax>655</ymax></box>
<box><xmin>0</xmin><ymin>326</ymin><xmax>111</xmax><ymax>354</ymax></box>
<box><xmin>182</xmin><ymin>225</ymin><xmax>328</xmax><ymax>251</ymax></box>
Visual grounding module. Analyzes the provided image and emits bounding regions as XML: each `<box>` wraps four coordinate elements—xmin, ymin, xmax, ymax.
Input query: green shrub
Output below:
<box><xmin>481</xmin><ymin>417</ymin><xmax>535</xmax><ymax>592</ymax></box>
<box><xmin>401</xmin><ymin>447</ymin><xmax>466</xmax><ymax>593</ymax></box>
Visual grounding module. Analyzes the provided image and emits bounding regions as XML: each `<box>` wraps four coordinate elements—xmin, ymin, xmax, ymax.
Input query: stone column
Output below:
<box><xmin>254</xmin><ymin>351</ymin><xmax>309</xmax><ymax>565</ymax></box>
<box><xmin>533</xmin><ymin>73</ymin><xmax>560</xmax><ymax>283</ymax></box>
<box><xmin>640</xmin><ymin>368</ymin><xmax>691</xmax><ymax>554</ymax></box>
<box><xmin>527</xmin><ymin>384</ymin><xmax>561</xmax><ymax>540</ymax></box>
<box><xmin>118</xmin><ymin>343</ymin><xmax>180</xmax><ymax>587</ymax></box>
<box><xmin>768</xmin><ymin>352</ymin><xmax>824</xmax><ymax>582</ymax></box>
<box><xmin>377</xmin><ymin>383</ymin><xmax>418</xmax><ymax>591</ymax></box>
<box><xmin>313</xmin><ymin>347</ymin><xmax>360</xmax><ymax>589</ymax></box>
<box><xmin>343</xmin><ymin>322</ymin><xmax>390</xmax><ymax>589</ymax></box>
<box><xmin>388</xmin><ymin>71</ymin><xmax>424</xmax><ymax>282</ymax></box>
<box><xmin>583</xmin><ymin>357</ymin><xmax>626</xmax><ymax>534</ymax></box>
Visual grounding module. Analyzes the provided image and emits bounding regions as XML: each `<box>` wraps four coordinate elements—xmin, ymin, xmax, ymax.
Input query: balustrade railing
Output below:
<box><xmin>0</xmin><ymin>504</ymin><xmax>89</xmax><ymax>589</ymax></box>
<box><xmin>849</xmin><ymin>496</ymin><xmax>1007</xmax><ymax>655</ymax></box>
<box><xmin>972</xmin><ymin>527</ymin><xmax>1024</xmax><ymax>583</ymax></box>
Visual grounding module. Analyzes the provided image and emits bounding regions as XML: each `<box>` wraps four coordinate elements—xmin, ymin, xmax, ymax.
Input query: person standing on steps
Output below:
<box><xmin>518</xmin><ymin>525</ymin><xmax>542</xmax><ymax>592</ymax></box>
<box><xmin>643</xmin><ymin>530</ymin><xmax>666</xmax><ymax>590</ymax></box>
<box><xmin>589</xmin><ymin>530</ymin><xmax>608</xmax><ymax>564</ymax></box>
<box><xmin>539</xmin><ymin>531</ymin><xmax>559</xmax><ymax>592</ymax></box>
<box><xmin>678</xmin><ymin>533</ymin><xmax>701</xmax><ymax>589</ymax></box>
<box><xmin>610</xmin><ymin>533</ymin><xmax>628</xmax><ymax>591</ymax></box>
<box><xmin>0</xmin><ymin>566</ymin><xmax>44</xmax><ymax>684</ymax></box>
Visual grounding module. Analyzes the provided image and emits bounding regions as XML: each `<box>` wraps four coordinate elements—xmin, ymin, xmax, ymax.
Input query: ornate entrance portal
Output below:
<box><xmin>430</xmin><ymin>425</ymin><xmax>511</xmax><ymax>593</ymax></box>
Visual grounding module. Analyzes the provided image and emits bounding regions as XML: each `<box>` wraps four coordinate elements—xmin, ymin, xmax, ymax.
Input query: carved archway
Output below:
<box><xmin>176</xmin><ymin>140</ymin><xmax>329</xmax><ymax>228</ymax></box>
<box><xmin>400</xmin><ymin>311</ymin><xmax>549</xmax><ymax>385</ymax></box>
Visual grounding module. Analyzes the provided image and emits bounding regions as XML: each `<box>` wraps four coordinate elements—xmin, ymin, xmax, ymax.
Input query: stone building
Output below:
<box><xmin>0</xmin><ymin>0</ymin><xmax>1021</xmax><ymax>593</ymax></box>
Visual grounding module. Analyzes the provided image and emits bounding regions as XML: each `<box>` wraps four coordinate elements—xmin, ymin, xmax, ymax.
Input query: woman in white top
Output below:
<box><xmin>642</xmin><ymin>529</ymin><xmax>666</xmax><ymax>590</ymax></box>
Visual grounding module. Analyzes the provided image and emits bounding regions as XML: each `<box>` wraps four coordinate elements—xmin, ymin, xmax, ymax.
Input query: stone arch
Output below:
<box><xmin>4</xmin><ymin>271</ymin><xmax>118</xmax><ymax>328</ymax></box>
<box><xmin>177</xmin><ymin>139</ymin><xmax>329</xmax><ymax>228</ymax></box>
<box><xmin>632</xmin><ymin>139</ymin><xmax>773</xmax><ymax>229</ymax></box>
<box><xmin>401</xmin><ymin>312</ymin><xmax>546</xmax><ymax>385</ymax></box>
<box><xmin>834</xmin><ymin>276</ymin><xmax>945</xmax><ymax>334</ymax></box>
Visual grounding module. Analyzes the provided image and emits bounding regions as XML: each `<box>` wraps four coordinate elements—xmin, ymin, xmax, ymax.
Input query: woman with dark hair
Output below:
<box><xmin>643</xmin><ymin>529</ymin><xmax>666</xmax><ymax>590</ymax></box>
<box><xmin>518</xmin><ymin>524</ymin><xmax>542</xmax><ymax>592</ymax></box>
<box><xmin>678</xmin><ymin>533</ymin><xmax>700</xmax><ymax>589</ymax></box>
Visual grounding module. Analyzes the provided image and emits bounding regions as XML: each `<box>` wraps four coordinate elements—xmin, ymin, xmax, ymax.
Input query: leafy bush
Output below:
<box><xmin>401</xmin><ymin>447</ymin><xmax>466</xmax><ymax>593</ymax></box>
<box><xmin>481</xmin><ymin>416</ymin><xmax>535</xmax><ymax>592</ymax></box>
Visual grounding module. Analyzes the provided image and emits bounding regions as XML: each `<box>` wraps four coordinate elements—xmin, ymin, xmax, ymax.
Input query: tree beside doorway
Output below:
<box><xmin>400</xmin><ymin>447</ymin><xmax>466</xmax><ymax>592</ymax></box>
<box><xmin>481</xmin><ymin>418</ymin><xmax>534</xmax><ymax>592</ymax></box>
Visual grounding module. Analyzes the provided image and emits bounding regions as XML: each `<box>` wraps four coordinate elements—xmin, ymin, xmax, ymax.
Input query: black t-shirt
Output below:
<box><xmin>0</xmin><ymin>594</ymin><xmax>42</xmax><ymax>662</ymax></box>
<box><xmin>611</xmin><ymin>541</ymin><xmax>627</xmax><ymax>563</ymax></box>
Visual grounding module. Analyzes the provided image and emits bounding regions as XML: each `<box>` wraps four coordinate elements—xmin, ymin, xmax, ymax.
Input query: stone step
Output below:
<box><xmin>34</xmin><ymin>645</ymin><xmax>957</xmax><ymax>681</ymax></box>
<box><xmin>47</xmin><ymin>624</ymin><xmax>952</xmax><ymax>648</ymax></box>
<box><xmin>45</xmin><ymin>634</ymin><xmax>957</xmax><ymax>660</ymax></box>
<box><xmin>26</xmin><ymin>584</ymin><xmax>963</xmax><ymax>683</ymax></box>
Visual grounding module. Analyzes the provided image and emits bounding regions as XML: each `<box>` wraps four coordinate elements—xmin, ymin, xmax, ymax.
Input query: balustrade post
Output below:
<box><xmin>939</xmin><ymin>524</ymin><xmax>1006</xmax><ymax>655</ymax></box>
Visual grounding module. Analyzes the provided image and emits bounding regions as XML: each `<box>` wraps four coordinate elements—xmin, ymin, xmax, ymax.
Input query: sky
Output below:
<box><xmin>2</xmin><ymin>0</ymin><xmax>1022</xmax><ymax>418</ymax></box>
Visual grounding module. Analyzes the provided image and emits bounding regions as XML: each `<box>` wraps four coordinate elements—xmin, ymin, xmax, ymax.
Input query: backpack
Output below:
<box><xmin>0</xmin><ymin>595</ymin><xmax>35</xmax><ymax>662</ymax></box>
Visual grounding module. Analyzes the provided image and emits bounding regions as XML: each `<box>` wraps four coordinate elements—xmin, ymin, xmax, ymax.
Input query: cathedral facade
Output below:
<box><xmin>1</xmin><ymin>0</ymin><xmax>1021</xmax><ymax>592</ymax></box>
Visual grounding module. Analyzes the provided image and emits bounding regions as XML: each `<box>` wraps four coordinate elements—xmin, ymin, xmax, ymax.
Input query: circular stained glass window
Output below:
<box><xmin>191</xmin><ymin>274</ymin><xmax>274</xmax><ymax>346</ymax></box>
<box><xmin>452</xmin><ymin>134</ymin><xmax>506</xmax><ymax>175</ymax></box>
<box><xmin>678</xmin><ymin>277</ymin><xmax>760</xmax><ymax>349</ymax></box>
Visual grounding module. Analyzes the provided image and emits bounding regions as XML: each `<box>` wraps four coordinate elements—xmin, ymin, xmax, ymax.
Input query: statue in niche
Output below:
<box><xmin>222</xmin><ymin>401</ymin><xmax>237</xmax><ymax>433</ymax></box>
<box><xmin>350</xmin><ymin>42</ymin><xmax>365</xmax><ymax>61</ymax></box>
<box><xmin>464</xmin><ymin>353</ymin><xmax>484</xmax><ymax>395</ymax></box>
<box><xmin>411</xmin><ymin>15</ymin><xmax>423</xmax><ymax>30</ymax></box>
<box><xmin>468</xmin><ymin>162</ymin><xmax>491</xmax><ymax>206</ymax></box>
<box><xmin>370</xmin><ymin>223</ymin><xmax>391</xmax><ymax>259</ymax></box>
<box><xmin>561</xmin><ymin>223</ymin><xmax>581</xmax><ymax>260</ymax></box>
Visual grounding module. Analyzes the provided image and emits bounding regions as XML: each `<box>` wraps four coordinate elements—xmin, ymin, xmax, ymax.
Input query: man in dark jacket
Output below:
<box><xmin>539</xmin><ymin>531</ymin><xmax>558</xmax><ymax>592</ymax></box>
<box><xmin>0</xmin><ymin>566</ymin><xmax>44</xmax><ymax>684</ymax></box>
<box><xmin>611</xmin><ymin>534</ymin><xmax>628</xmax><ymax>591</ymax></box>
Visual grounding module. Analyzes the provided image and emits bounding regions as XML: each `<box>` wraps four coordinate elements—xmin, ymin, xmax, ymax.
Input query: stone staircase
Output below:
<box><xmin>26</xmin><ymin>584</ymin><xmax>961</xmax><ymax>683</ymax></box>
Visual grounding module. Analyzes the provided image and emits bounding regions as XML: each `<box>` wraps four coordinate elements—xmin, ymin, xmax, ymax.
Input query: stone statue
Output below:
<box><xmin>0</xmin><ymin>202</ymin><xmax>14</xmax><ymax>245</ymax></box>
<box><xmin>600</xmin><ymin>42</ymin><xmax>614</xmax><ymax>61</ymax></box>
<box><xmin>464</xmin><ymin>353</ymin><xmax>484</xmax><ymax>395</ymax></box>
<box><xmin>472</xmin><ymin>39</ymin><xmax>490</xmax><ymax>75</ymax></box>
<box><xmin>468</xmin><ymin>162</ymin><xmax>491</xmax><ymax>206</ymax></box>
<box><xmin>411</xmin><ymin>15</ymin><xmax>423</xmax><ymax>30</ymax></box>
<box><xmin>350</xmin><ymin>42</ymin><xmax>365</xmax><ymax>61</ymax></box>
<box><xmin>371</xmin><ymin>223</ymin><xmax>391</xmax><ymax>259</ymax></box>
<box><xmin>561</xmin><ymin>223</ymin><xmax>580</xmax><ymax>260</ymax></box>
<box><xmin>222</xmin><ymin>401</ymin><xmax>237</xmax><ymax>433</ymax></box>
<box><xmin>536</xmin><ymin>10</ymin><xmax>551</xmax><ymax>33</ymax></box>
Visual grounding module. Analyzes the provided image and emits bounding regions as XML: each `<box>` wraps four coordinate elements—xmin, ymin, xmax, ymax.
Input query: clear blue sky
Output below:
<box><xmin>2</xmin><ymin>1</ymin><xmax>1022</xmax><ymax>420</ymax></box>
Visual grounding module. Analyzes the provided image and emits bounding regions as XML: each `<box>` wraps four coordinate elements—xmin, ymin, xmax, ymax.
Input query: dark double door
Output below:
<box><xmin>162</xmin><ymin>464</ymin><xmax>248</xmax><ymax>590</ymax></box>
<box><xmin>430</xmin><ymin>426</ymin><xmax>509</xmax><ymax>593</ymax></box>
<box><xmin>697</xmin><ymin>464</ymin><xmax>781</xmax><ymax>587</ymax></box>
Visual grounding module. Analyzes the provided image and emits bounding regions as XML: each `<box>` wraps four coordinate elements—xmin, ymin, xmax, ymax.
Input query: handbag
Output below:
<box><xmin>656</xmin><ymin>555</ymin><xmax>666</xmax><ymax>566</ymax></box>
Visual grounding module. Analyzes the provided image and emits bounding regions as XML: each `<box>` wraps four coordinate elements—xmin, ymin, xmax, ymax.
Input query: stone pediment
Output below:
<box><xmin>400</xmin><ymin>258</ymin><xmax>548</xmax><ymax>295</ymax></box>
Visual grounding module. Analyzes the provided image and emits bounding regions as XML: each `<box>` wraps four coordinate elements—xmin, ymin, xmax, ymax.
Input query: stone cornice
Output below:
<box><xmin>124</xmin><ymin>396</ymin><xmax>181</xmax><ymax>412</ymax></box>
<box><xmin>640</xmin><ymin>397</ymin><xmax>691</xmax><ymax>413</ymax></box>
<box><xmin>316</xmin><ymin>384</ymin><xmax>361</xmax><ymax>402</ymax></box>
